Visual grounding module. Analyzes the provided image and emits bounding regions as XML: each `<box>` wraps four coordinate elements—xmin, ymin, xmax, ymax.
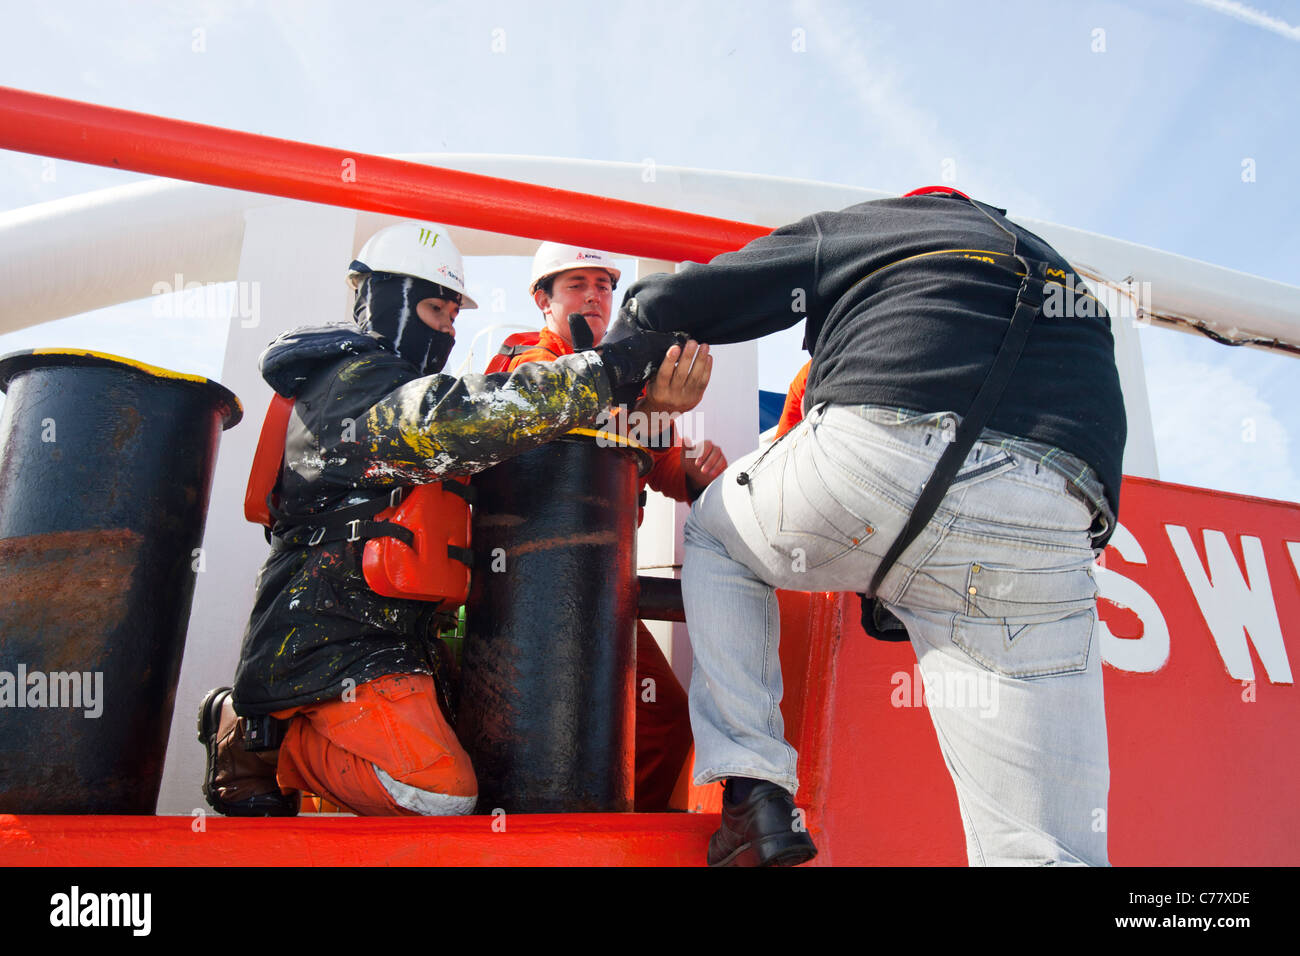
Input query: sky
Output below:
<box><xmin>1</xmin><ymin>0</ymin><xmax>1298</xmax><ymax>503</ymax></box>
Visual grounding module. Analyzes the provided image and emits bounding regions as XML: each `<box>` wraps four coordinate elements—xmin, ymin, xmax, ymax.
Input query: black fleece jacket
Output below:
<box><xmin>623</xmin><ymin>193</ymin><xmax>1126</xmax><ymax>520</ymax></box>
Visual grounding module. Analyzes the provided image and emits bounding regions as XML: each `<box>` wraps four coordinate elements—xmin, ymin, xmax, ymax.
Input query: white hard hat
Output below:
<box><xmin>528</xmin><ymin>242</ymin><xmax>621</xmax><ymax>295</ymax></box>
<box><xmin>348</xmin><ymin>221</ymin><xmax>478</xmax><ymax>309</ymax></box>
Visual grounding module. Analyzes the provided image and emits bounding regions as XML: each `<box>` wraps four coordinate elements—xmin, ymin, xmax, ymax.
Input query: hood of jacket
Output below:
<box><xmin>259</xmin><ymin>323</ymin><xmax>390</xmax><ymax>398</ymax></box>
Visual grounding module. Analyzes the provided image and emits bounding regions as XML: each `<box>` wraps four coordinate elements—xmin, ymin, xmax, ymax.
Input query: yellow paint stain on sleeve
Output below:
<box><xmin>275</xmin><ymin>628</ymin><xmax>297</xmax><ymax>659</ymax></box>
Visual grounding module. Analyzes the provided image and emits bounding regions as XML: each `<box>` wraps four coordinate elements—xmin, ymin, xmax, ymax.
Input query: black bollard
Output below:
<box><xmin>458</xmin><ymin>431</ymin><xmax>650</xmax><ymax>813</ymax></box>
<box><xmin>0</xmin><ymin>349</ymin><xmax>241</xmax><ymax>813</ymax></box>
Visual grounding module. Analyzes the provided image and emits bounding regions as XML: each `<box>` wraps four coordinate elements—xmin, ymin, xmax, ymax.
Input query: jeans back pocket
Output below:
<box><xmin>747</xmin><ymin>429</ymin><xmax>878</xmax><ymax>571</ymax></box>
<box><xmin>950</xmin><ymin>561</ymin><xmax>1098</xmax><ymax>679</ymax></box>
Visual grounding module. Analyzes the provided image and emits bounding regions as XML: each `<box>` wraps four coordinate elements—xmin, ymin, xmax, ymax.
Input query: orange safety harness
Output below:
<box><xmin>243</xmin><ymin>394</ymin><xmax>472</xmax><ymax>608</ymax></box>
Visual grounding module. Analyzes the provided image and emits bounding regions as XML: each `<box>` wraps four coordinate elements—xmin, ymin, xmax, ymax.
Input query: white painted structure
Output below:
<box><xmin>1</xmin><ymin>156</ymin><xmax>1298</xmax><ymax>813</ymax></box>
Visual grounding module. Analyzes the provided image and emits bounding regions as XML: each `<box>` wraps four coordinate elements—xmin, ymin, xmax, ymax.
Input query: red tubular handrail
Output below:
<box><xmin>0</xmin><ymin>86</ymin><xmax>770</xmax><ymax>263</ymax></box>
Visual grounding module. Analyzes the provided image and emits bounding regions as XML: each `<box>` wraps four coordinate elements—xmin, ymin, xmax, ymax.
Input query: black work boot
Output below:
<box><xmin>707</xmin><ymin>778</ymin><xmax>818</xmax><ymax>867</ymax></box>
<box><xmin>197</xmin><ymin>687</ymin><xmax>300</xmax><ymax>817</ymax></box>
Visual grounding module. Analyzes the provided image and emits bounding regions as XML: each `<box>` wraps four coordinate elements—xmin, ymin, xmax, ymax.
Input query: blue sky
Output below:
<box><xmin>2</xmin><ymin>0</ymin><xmax>1298</xmax><ymax>502</ymax></box>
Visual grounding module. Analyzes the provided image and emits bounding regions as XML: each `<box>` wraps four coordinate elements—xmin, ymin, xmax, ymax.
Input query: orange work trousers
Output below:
<box><xmin>273</xmin><ymin>673</ymin><xmax>476</xmax><ymax>816</ymax></box>
<box><xmin>273</xmin><ymin>634</ymin><xmax>687</xmax><ymax>815</ymax></box>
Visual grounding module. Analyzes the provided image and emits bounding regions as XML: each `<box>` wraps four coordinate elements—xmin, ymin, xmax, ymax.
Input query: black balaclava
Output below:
<box><xmin>353</xmin><ymin>272</ymin><xmax>457</xmax><ymax>376</ymax></box>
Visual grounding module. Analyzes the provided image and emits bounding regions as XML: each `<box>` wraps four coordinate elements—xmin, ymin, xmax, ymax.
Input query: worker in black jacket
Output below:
<box><xmin>199</xmin><ymin>221</ymin><xmax>675</xmax><ymax>817</ymax></box>
<box><xmin>618</xmin><ymin>188</ymin><xmax>1125</xmax><ymax>866</ymax></box>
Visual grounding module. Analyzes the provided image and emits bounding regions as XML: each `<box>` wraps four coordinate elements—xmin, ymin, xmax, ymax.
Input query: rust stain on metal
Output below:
<box><xmin>109</xmin><ymin>404</ymin><xmax>142</xmax><ymax>454</ymax></box>
<box><xmin>507</xmin><ymin>531</ymin><xmax>619</xmax><ymax>557</ymax></box>
<box><xmin>568</xmin><ymin>495</ymin><xmax>614</xmax><ymax>509</ymax></box>
<box><xmin>0</xmin><ymin>529</ymin><xmax>141</xmax><ymax>669</ymax></box>
<box><xmin>474</xmin><ymin>513</ymin><xmax>525</xmax><ymax>528</ymax></box>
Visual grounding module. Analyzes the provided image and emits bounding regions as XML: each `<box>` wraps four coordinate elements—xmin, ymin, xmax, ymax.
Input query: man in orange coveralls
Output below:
<box><xmin>500</xmin><ymin>241</ymin><xmax>728</xmax><ymax>810</ymax></box>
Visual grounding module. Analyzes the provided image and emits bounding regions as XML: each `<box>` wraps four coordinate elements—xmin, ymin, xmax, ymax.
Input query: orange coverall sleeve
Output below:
<box><xmin>642</xmin><ymin>427</ymin><xmax>691</xmax><ymax>503</ymax></box>
<box><xmin>775</xmin><ymin>360</ymin><xmax>811</xmax><ymax>438</ymax></box>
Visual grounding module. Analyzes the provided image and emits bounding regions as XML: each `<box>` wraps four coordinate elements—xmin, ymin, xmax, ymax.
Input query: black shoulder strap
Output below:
<box><xmin>864</xmin><ymin>198</ymin><xmax>1050</xmax><ymax>598</ymax></box>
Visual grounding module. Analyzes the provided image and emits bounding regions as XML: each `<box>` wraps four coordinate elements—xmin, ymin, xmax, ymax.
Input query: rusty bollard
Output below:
<box><xmin>458</xmin><ymin>430</ymin><xmax>651</xmax><ymax>813</ymax></box>
<box><xmin>0</xmin><ymin>349</ymin><xmax>241</xmax><ymax>813</ymax></box>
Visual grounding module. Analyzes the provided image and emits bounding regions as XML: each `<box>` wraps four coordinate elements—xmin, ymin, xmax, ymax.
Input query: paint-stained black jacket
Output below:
<box><xmin>232</xmin><ymin>324</ymin><xmax>612</xmax><ymax>716</ymax></box>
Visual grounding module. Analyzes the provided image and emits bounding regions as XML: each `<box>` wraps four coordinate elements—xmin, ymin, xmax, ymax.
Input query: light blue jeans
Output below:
<box><xmin>682</xmin><ymin>404</ymin><xmax>1110</xmax><ymax>866</ymax></box>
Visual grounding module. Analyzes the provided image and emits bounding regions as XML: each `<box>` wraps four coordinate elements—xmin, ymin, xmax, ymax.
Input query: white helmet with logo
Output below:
<box><xmin>348</xmin><ymin>221</ymin><xmax>478</xmax><ymax>309</ymax></box>
<box><xmin>528</xmin><ymin>242</ymin><xmax>621</xmax><ymax>295</ymax></box>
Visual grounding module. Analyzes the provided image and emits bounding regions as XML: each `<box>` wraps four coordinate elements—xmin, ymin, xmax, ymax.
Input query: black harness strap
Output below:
<box><xmin>502</xmin><ymin>340</ymin><xmax>548</xmax><ymax>359</ymax></box>
<box><xmin>269</xmin><ymin>486</ymin><xmax>413</xmax><ymax>551</ymax></box>
<box><xmin>446</xmin><ymin>544</ymin><xmax>474</xmax><ymax>567</ymax></box>
<box><xmin>863</xmin><ymin>197</ymin><xmax>1049</xmax><ymax>602</ymax></box>
<box><xmin>269</xmin><ymin>479</ymin><xmax>479</xmax><ymax>560</ymax></box>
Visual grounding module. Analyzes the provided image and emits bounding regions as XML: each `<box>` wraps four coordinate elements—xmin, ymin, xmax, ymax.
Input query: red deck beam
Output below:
<box><xmin>0</xmin><ymin>813</ymin><xmax>736</xmax><ymax>867</ymax></box>
<box><xmin>0</xmin><ymin>86</ymin><xmax>770</xmax><ymax>263</ymax></box>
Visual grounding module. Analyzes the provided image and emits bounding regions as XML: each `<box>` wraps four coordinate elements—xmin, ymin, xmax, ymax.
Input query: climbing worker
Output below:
<box><xmin>617</xmin><ymin>187</ymin><xmax>1125</xmax><ymax>866</ymax></box>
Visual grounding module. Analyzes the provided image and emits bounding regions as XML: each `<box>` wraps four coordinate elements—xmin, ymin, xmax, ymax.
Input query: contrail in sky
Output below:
<box><xmin>1186</xmin><ymin>0</ymin><xmax>1300</xmax><ymax>41</ymax></box>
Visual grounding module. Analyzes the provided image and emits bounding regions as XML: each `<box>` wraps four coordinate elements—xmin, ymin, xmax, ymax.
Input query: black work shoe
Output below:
<box><xmin>707</xmin><ymin>780</ymin><xmax>818</xmax><ymax>867</ymax></box>
<box><xmin>197</xmin><ymin>687</ymin><xmax>300</xmax><ymax>817</ymax></box>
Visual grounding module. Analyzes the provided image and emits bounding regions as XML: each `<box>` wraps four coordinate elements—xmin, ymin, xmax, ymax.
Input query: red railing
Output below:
<box><xmin>0</xmin><ymin>86</ymin><xmax>769</xmax><ymax>263</ymax></box>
